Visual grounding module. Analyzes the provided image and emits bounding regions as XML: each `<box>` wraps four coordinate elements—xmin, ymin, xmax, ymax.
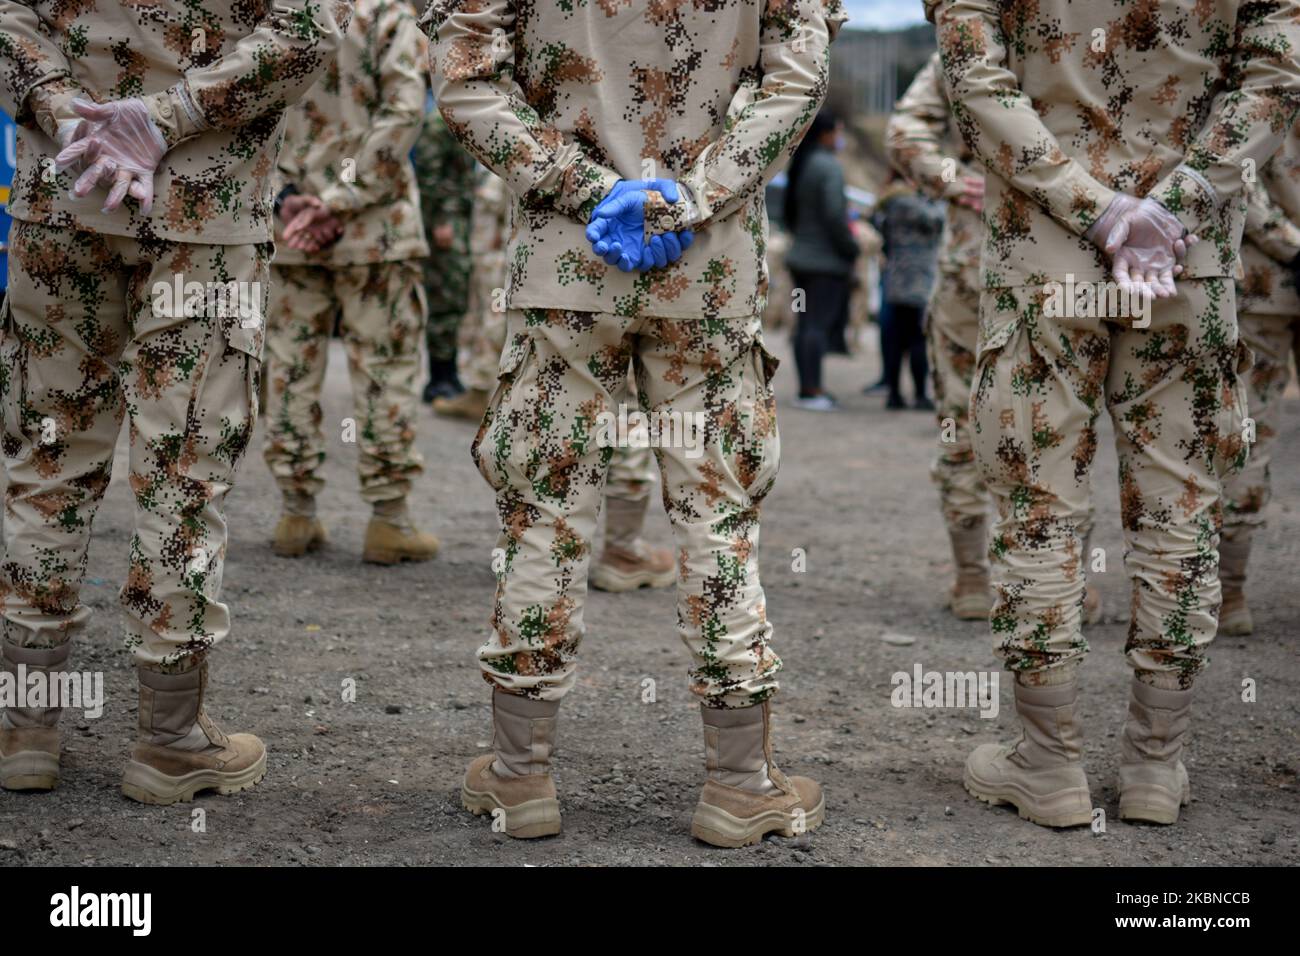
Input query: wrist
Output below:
<box><xmin>142</xmin><ymin>84</ymin><xmax>207</xmax><ymax>149</ymax></box>
<box><xmin>274</xmin><ymin>184</ymin><xmax>300</xmax><ymax>220</ymax></box>
<box><xmin>28</xmin><ymin>80</ymin><xmax>84</xmax><ymax>142</ymax></box>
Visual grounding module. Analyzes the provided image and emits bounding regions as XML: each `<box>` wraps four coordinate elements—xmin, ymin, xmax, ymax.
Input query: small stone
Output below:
<box><xmin>880</xmin><ymin>631</ymin><xmax>917</xmax><ymax>646</ymax></box>
<box><xmin>385</xmin><ymin>704</ymin><xmax>402</xmax><ymax>715</ymax></box>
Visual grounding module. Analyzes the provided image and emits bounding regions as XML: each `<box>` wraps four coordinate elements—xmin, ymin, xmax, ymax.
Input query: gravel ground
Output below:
<box><xmin>2</xmin><ymin>335</ymin><xmax>1296</xmax><ymax>867</ymax></box>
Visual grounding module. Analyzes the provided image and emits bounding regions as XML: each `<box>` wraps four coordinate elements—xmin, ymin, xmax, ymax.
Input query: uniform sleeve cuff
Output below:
<box><xmin>143</xmin><ymin>85</ymin><xmax>208</xmax><ymax>149</ymax></box>
<box><xmin>554</xmin><ymin>157</ymin><xmax>621</xmax><ymax>223</ymax></box>
<box><xmin>1149</xmin><ymin>165</ymin><xmax>1217</xmax><ymax>238</ymax></box>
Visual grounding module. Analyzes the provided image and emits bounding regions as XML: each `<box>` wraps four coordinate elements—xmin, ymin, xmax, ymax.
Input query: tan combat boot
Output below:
<box><xmin>592</xmin><ymin>496</ymin><xmax>675</xmax><ymax>592</ymax></box>
<box><xmin>432</xmin><ymin>387</ymin><xmax>489</xmax><ymax>422</ymax></box>
<box><xmin>1218</xmin><ymin>532</ymin><xmax>1253</xmax><ymax>636</ymax></box>
<box><xmin>363</xmin><ymin>498</ymin><xmax>439</xmax><ymax>564</ymax></box>
<box><xmin>1118</xmin><ymin>677</ymin><xmax>1193</xmax><ymax>825</ymax></box>
<box><xmin>462</xmin><ymin>689</ymin><xmax>562</xmax><ymax>838</ymax></box>
<box><xmin>949</xmin><ymin>519</ymin><xmax>992</xmax><ymax>620</ymax></box>
<box><xmin>271</xmin><ymin>493</ymin><xmax>327</xmax><ymax>557</ymax></box>
<box><xmin>965</xmin><ymin>677</ymin><xmax>1093</xmax><ymax>827</ymax></box>
<box><xmin>121</xmin><ymin>659</ymin><xmax>266</xmax><ymax>805</ymax></box>
<box><xmin>691</xmin><ymin>702</ymin><xmax>824</xmax><ymax>848</ymax></box>
<box><xmin>0</xmin><ymin>641</ymin><xmax>69</xmax><ymax>791</ymax></box>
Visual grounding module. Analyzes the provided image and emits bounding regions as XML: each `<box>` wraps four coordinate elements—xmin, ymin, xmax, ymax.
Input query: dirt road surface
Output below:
<box><xmin>2</xmin><ymin>337</ymin><xmax>1296</xmax><ymax>867</ymax></box>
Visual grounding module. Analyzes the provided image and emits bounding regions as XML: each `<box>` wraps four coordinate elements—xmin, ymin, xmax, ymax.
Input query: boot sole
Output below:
<box><xmin>362</xmin><ymin>547</ymin><xmax>438</xmax><ymax>566</ymax></box>
<box><xmin>121</xmin><ymin>751</ymin><xmax>267</xmax><ymax>806</ymax></box>
<box><xmin>690</xmin><ymin>792</ymin><xmax>826</xmax><ymax>848</ymax></box>
<box><xmin>591</xmin><ymin>565</ymin><xmax>676</xmax><ymax>593</ymax></box>
<box><xmin>964</xmin><ymin>768</ymin><xmax>1092</xmax><ymax>828</ymax></box>
<box><xmin>462</xmin><ymin>784</ymin><xmax>561</xmax><ymax>839</ymax></box>
<box><xmin>0</xmin><ymin>749</ymin><xmax>59</xmax><ymax>791</ymax></box>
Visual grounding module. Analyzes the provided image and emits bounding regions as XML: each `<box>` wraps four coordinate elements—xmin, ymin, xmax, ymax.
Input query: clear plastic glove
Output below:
<box><xmin>1086</xmin><ymin>194</ymin><xmax>1197</xmax><ymax>299</ymax></box>
<box><xmin>586</xmin><ymin>179</ymin><xmax>693</xmax><ymax>272</ymax></box>
<box><xmin>55</xmin><ymin>98</ymin><xmax>168</xmax><ymax>214</ymax></box>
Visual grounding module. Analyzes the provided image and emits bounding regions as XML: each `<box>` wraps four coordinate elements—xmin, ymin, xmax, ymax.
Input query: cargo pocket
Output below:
<box><xmin>736</xmin><ymin>336</ymin><xmax>781</xmax><ymax>499</ymax></box>
<box><xmin>0</xmin><ymin>294</ymin><xmax>32</xmax><ymax>465</ymax></box>
<box><xmin>1215</xmin><ymin>340</ymin><xmax>1255</xmax><ymax>479</ymax></box>
<box><xmin>177</xmin><ymin>313</ymin><xmax>262</xmax><ymax>485</ymax></box>
<box><xmin>471</xmin><ymin>332</ymin><xmax>536</xmax><ymax>493</ymax></box>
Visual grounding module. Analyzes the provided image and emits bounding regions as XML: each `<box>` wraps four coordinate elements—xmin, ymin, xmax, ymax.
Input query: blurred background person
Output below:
<box><xmin>872</xmin><ymin>170</ymin><xmax>943</xmax><ymax>410</ymax></box>
<box><xmin>413</xmin><ymin>91</ymin><xmax>476</xmax><ymax>404</ymax></box>
<box><xmin>785</xmin><ymin>110</ymin><xmax>860</xmax><ymax>411</ymax></box>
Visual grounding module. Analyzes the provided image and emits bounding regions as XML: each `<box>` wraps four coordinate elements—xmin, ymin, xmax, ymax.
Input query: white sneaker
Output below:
<box><xmin>792</xmin><ymin>394</ymin><xmax>837</xmax><ymax>411</ymax></box>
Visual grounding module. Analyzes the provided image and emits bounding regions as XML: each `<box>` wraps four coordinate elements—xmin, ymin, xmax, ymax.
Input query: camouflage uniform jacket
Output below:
<box><xmin>1239</xmin><ymin>123</ymin><xmax>1300</xmax><ymax>315</ymax></box>
<box><xmin>925</xmin><ymin>0</ymin><xmax>1300</xmax><ymax>291</ymax></box>
<box><xmin>886</xmin><ymin>50</ymin><xmax>981</xmax><ymax>294</ymax></box>
<box><xmin>273</xmin><ymin>0</ymin><xmax>430</xmax><ymax>266</ymax></box>
<box><xmin>0</xmin><ymin>0</ymin><xmax>349</xmax><ymax>244</ymax></box>
<box><xmin>423</xmin><ymin>0</ymin><xmax>847</xmax><ymax>319</ymax></box>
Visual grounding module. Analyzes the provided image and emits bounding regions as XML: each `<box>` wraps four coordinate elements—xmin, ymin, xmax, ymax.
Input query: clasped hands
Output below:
<box><xmin>54</xmin><ymin>98</ymin><xmax>167</xmax><ymax>214</ymax></box>
<box><xmin>1087</xmin><ymin>194</ymin><xmax>1198</xmax><ymax>300</ymax></box>
<box><xmin>586</xmin><ymin>179</ymin><xmax>694</xmax><ymax>272</ymax></box>
<box><xmin>279</xmin><ymin>194</ymin><xmax>344</xmax><ymax>253</ymax></box>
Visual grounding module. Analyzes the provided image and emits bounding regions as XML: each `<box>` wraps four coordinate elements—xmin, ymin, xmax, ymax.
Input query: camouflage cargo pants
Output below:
<box><xmin>0</xmin><ymin>220</ymin><xmax>267</xmax><ymax>667</ymax></box>
<box><xmin>1222</xmin><ymin>311</ymin><xmax>1300</xmax><ymax>545</ymax></box>
<box><xmin>263</xmin><ymin>261</ymin><xmax>426</xmax><ymax>504</ymax></box>
<box><xmin>973</xmin><ymin>278</ymin><xmax>1249</xmax><ymax>689</ymax></box>
<box><xmin>927</xmin><ymin>271</ymin><xmax>991</xmax><ymax>532</ymax></box>
<box><xmin>473</xmin><ymin>308</ymin><xmax>782</xmax><ymax>707</ymax></box>
<box><xmin>456</xmin><ymin>249</ymin><xmax>508</xmax><ymax>393</ymax></box>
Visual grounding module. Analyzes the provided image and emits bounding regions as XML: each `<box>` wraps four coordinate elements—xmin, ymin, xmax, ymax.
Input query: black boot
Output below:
<box><xmin>423</xmin><ymin>355</ymin><xmax>463</xmax><ymax>403</ymax></box>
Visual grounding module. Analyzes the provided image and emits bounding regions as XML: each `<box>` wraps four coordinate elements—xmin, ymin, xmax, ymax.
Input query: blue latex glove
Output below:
<box><xmin>586</xmin><ymin>179</ymin><xmax>694</xmax><ymax>272</ymax></box>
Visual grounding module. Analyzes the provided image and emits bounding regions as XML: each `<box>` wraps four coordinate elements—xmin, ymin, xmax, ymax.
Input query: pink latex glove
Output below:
<box><xmin>1086</xmin><ymin>194</ymin><xmax>1197</xmax><ymax>299</ymax></box>
<box><xmin>55</xmin><ymin>98</ymin><xmax>167</xmax><ymax>214</ymax></box>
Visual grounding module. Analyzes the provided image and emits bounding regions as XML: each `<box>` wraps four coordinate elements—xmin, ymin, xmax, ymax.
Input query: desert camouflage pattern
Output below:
<box><xmin>273</xmin><ymin>0</ymin><xmax>430</xmax><ymax>267</ymax></box>
<box><xmin>886</xmin><ymin>51</ymin><xmax>981</xmax><ymax>294</ymax></box>
<box><xmin>263</xmin><ymin>260</ymin><xmax>426</xmax><ymax>503</ymax></box>
<box><xmin>1222</xmin><ymin>312</ymin><xmax>1300</xmax><ymax>542</ymax></box>
<box><xmin>1225</xmin><ymin>126</ymin><xmax>1300</xmax><ymax>542</ymax></box>
<box><xmin>472</xmin><ymin>307</ymin><xmax>782</xmax><ymax>707</ymax></box>
<box><xmin>0</xmin><ymin>0</ymin><xmax>349</xmax><ymax>244</ymax></box>
<box><xmin>972</xmin><ymin>280</ymin><xmax>1251</xmax><ymax>688</ymax></box>
<box><xmin>457</xmin><ymin>169</ymin><xmax>511</xmax><ymax>392</ymax></box>
<box><xmin>423</xmin><ymin>0</ymin><xmax>847</xmax><ymax>319</ymax></box>
<box><xmin>1238</xmin><ymin>124</ymin><xmax>1300</xmax><ymax>316</ymax></box>
<box><xmin>887</xmin><ymin>51</ymin><xmax>988</xmax><ymax>531</ymax></box>
<box><xmin>926</xmin><ymin>0</ymin><xmax>1300</xmax><ymax>288</ymax></box>
<box><xmin>1</xmin><ymin>220</ymin><xmax>268</xmax><ymax>666</ymax></box>
<box><xmin>931</xmin><ymin>0</ymin><xmax>1300</xmax><ymax>688</ymax></box>
<box><xmin>413</xmin><ymin>106</ymin><xmax>476</xmax><ymax>363</ymax></box>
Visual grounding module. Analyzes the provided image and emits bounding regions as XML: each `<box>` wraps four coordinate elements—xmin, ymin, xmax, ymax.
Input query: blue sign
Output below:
<box><xmin>0</xmin><ymin>110</ymin><xmax>14</xmax><ymax>290</ymax></box>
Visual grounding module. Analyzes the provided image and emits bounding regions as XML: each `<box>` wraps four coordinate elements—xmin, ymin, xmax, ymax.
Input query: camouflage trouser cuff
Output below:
<box><xmin>1014</xmin><ymin>661</ymin><xmax>1080</xmax><ymax>688</ymax></box>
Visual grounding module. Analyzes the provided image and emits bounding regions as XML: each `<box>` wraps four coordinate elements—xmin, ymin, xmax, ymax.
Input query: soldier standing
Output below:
<box><xmin>413</xmin><ymin>102</ymin><xmax>476</xmax><ymax>404</ymax></box>
<box><xmin>886</xmin><ymin>52</ymin><xmax>1101</xmax><ymax>624</ymax></box>
<box><xmin>1221</xmin><ymin>128</ymin><xmax>1300</xmax><ymax>635</ymax></box>
<box><xmin>426</xmin><ymin>0</ymin><xmax>845</xmax><ymax>845</ymax></box>
<box><xmin>0</xmin><ymin>0</ymin><xmax>346</xmax><ymax>802</ymax></box>
<box><xmin>928</xmin><ymin>0</ymin><xmax>1300</xmax><ymax>827</ymax></box>
<box><xmin>264</xmin><ymin>0</ymin><xmax>440</xmax><ymax>566</ymax></box>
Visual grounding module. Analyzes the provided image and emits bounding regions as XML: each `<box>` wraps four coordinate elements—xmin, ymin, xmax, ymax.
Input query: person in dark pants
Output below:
<box><xmin>785</xmin><ymin>111</ymin><xmax>859</xmax><ymax>411</ymax></box>
<box><xmin>872</xmin><ymin>174</ymin><xmax>944</xmax><ymax>409</ymax></box>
